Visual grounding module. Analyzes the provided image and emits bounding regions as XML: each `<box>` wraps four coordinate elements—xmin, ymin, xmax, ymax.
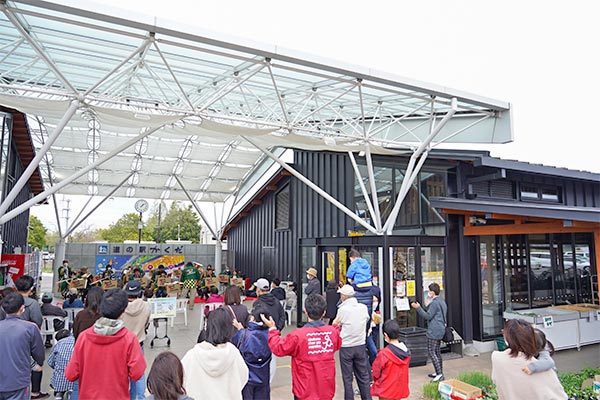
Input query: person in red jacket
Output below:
<box><xmin>371</xmin><ymin>319</ymin><xmax>411</xmax><ymax>400</ymax></box>
<box><xmin>262</xmin><ymin>293</ymin><xmax>342</xmax><ymax>400</ymax></box>
<box><xmin>65</xmin><ymin>289</ymin><xmax>146</xmax><ymax>400</ymax></box>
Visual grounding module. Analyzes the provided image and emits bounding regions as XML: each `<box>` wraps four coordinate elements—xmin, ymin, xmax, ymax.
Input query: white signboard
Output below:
<box><xmin>149</xmin><ymin>297</ymin><xmax>176</xmax><ymax>319</ymax></box>
<box><xmin>395</xmin><ymin>297</ymin><xmax>410</xmax><ymax>311</ymax></box>
<box><xmin>543</xmin><ymin>315</ymin><xmax>554</xmax><ymax>328</ymax></box>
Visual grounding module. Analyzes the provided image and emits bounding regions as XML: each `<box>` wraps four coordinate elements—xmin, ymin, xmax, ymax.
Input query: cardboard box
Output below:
<box><xmin>102</xmin><ymin>280</ymin><xmax>118</xmax><ymax>290</ymax></box>
<box><xmin>438</xmin><ymin>379</ymin><xmax>482</xmax><ymax>400</ymax></box>
<box><xmin>70</xmin><ymin>278</ymin><xmax>87</xmax><ymax>289</ymax></box>
<box><xmin>593</xmin><ymin>375</ymin><xmax>600</xmax><ymax>394</ymax></box>
<box><xmin>166</xmin><ymin>283</ymin><xmax>181</xmax><ymax>295</ymax></box>
<box><xmin>218</xmin><ymin>275</ymin><xmax>230</xmax><ymax>283</ymax></box>
<box><xmin>204</xmin><ymin>277</ymin><xmax>218</xmax><ymax>287</ymax></box>
<box><xmin>231</xmin><ymin>277</ymin><xmax>244</xmax><ymax>287</ymax></box>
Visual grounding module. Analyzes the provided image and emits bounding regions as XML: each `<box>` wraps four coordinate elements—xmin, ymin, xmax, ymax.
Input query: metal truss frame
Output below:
<box><xmin>0</xmin><ymin>0</ymin><xmax>511</xmax><ymax>242</ymax></box>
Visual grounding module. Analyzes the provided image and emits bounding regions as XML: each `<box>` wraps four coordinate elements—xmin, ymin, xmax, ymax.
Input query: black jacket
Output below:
<box><xmin>271</xmin><ymin>287</ymin><xmax>286</xmax><ymax>301</ymax></box>
<box><xmin>252</xmin><ymin>293</ymin><xmax>285</xmax><ymax>331</ymax></box>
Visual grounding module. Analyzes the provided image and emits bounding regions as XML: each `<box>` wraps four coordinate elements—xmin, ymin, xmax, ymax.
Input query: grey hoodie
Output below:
<box><xmin>22</xmin><ymin>296</ymin><xmax>43</xmax><ymax>328</ymax></box>
<box><xmin>94</xmin><ymin>317</ymin><xmax>125</xmax><ymax>336</ymax></box>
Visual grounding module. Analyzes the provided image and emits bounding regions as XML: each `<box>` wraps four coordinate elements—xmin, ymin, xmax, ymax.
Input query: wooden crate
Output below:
<box><xmin>218</xmin><ymin>275</ymin><xmax>230</xmax><ymax>283</ymax></box>
<box><xmin>438</xmin><ymin>379</ymin><xmax>482</xmax><ymax>399</ymax></box>
<box><xmin>204</xmin><ymin>277</ymin><xmax>218</xmax><ymax>287</ymax></box>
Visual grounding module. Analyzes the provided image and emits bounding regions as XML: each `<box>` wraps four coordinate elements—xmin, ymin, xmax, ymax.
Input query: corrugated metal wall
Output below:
<box><xmin>228</xmin><ymin>151</ymin><xmax>354</xmax><ymax>282</ymax></box>
<box><xmin>1</xmin><ymin>136</ymin><xmax>32</xmax><ymax>254</ymax></box>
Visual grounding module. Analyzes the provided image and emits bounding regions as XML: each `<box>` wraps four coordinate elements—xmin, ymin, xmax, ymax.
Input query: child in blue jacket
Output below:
<box><xmin>232</xmin><ymin>304</ymin><xmax>272</xmax><ymax>400</ymax></box>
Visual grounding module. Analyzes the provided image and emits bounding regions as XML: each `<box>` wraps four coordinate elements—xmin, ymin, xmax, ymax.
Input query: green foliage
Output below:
<box><xmin>559</xmin><ymin>367</ymin><xmax>600</xmax><ymax>400</ymax></box>
<box><xmin>422</xmin><ymin>381</ymin><xmax>443</xmax><ymax>400</ymax></box>
<box><xmin>28</xmin><ymin>215</ymin><xmax>47</xmax><ymax>250</ymax></box>
<box><xmin>147</xmin><ymin>201</ymin><xmax>201</xmax><ymax>243</ymax></box>
<box><xmin>44</xmin><ymin>230</ymin><xmax>59</xmax><ymax>250</ymax></box>
<box><xmin>99</xmin><ymin>213</ymin><xmax>153</xmax><ymax>242</ymax></box>
<box><xmin>69</xmin><ymin>225</ymin><xmax>103</xmax><ymax>243</ymax></box>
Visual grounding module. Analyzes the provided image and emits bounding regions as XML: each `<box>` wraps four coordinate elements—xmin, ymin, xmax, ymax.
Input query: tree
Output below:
<box><xmin>45</xmin><ymin>230</ymin><xmax>59</xmax><ymax>251</ymax></box>
<box><xmin>28</xmin><ymin>215</ymin><xmax>47</xmax><ymax>250</ymax></box>
<box><xmin>151</xmin><ymin>201</ymin><xmax>201</xmax><ymax>243</ymax></box>
<box><xmin>69</xmin><ymin>225</ymin><xmax>103</xmax><ymax>243</ymax></box>
<box><xmin>99</xmin><ymin>213</ymin><xmax>154</xmax><ymax>242</ymax></box>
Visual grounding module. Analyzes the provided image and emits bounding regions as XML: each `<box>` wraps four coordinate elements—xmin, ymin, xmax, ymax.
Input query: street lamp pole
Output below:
<box><xmin>138</xmin><ymin>212</ymin><xmax>143</xmax><ymax>244</ymax></box>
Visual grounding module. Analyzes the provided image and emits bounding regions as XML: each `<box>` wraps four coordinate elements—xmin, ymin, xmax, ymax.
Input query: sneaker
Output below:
<box><xmin>428</xmin><ymin>373</ymin><xmax>438</xmax><ymax>378</ymax></box>
<box><xmin>31</xmin><ymin>393</ymin><xmax>50</xmax><ymax>399</ymax></box>
<box><xmin>354</xmin><ymin>387</ymin><xmax>360</xmax><ymax>396</ymax></box>
<box><xmin>431</xmin><ymin>374</ymin><xmax>445</xmax><ymax>382</ymax></box>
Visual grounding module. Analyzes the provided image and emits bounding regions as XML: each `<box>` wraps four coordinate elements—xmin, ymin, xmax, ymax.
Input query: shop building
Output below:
<box><xmin>223</xmin><ymin>149</ymin><xmax>599</xmax><ymax>347</ymax></box>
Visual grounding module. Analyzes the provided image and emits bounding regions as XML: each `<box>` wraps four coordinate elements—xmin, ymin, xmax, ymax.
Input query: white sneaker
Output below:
<box><xmin>354</xmin><ymin>387</ymin><xmax>360</xmax><ymax>396</ymax></box>
<box><xmin>431</xmin><ymin>374</ymin><xmax>445</xmax><ymax>382</ymax></box>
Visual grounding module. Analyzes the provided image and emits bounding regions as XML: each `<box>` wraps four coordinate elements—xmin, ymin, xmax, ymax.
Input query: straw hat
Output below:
<box><xmin>306</xmin><ymin>267</ymin><xmax>318</xmax><ymax>277</ymax></box>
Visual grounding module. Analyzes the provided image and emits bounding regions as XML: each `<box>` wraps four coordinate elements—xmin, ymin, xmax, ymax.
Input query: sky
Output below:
<box><xmin>30</xmin><ymin>0</ymin><xmax>600</xmax><ymax>233</ymax></box>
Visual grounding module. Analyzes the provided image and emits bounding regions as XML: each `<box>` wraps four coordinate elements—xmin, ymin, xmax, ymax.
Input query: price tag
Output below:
<box><xmin>543</xmin><ymin>315</ymin><xmax>554</xmax><ymax>328</ymax></box>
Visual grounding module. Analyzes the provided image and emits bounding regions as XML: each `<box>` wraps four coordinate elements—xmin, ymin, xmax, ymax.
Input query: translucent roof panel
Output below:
<box><xmin>0</xmin><ymin>0</ymin><xmax>512</xmax><ymax>205</ymax></box>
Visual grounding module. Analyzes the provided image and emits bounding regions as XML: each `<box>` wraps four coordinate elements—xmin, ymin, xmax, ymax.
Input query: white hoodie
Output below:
<box><xmin>181</xmin><ymin>341</ymin><xmax>248</xmax><ymax>400</ymax></box>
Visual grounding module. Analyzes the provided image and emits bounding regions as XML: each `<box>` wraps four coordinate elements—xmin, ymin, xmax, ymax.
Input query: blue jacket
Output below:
<box><xmin>347</xmin><ymin>258</ymin><xmax>372</xmax><ymax>285</ymax></box>
<box><xmin>232</xmin><ymin>321</ymin><xmax>272</xmax><ymax>385</ymax></box>
<box><xmin>0</xmin><ymin>315</ymin><xmax>45</xmax><ymax>391</ymax></box>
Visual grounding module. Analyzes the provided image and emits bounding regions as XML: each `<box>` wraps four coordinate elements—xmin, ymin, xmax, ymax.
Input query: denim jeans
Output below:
<box><xmin>70</xmin><ymin>380</ymin><xmax>78</xmax><ymax>400</ymax></box>
<box><xmin>130</xmin><ymin>343</ymin><xmax>146</xmax><ymax>400</ymax></box>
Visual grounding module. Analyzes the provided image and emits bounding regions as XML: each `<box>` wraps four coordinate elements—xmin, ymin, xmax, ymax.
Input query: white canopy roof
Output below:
<box><xmin>0</xmin><ymin>0</ymin><xmax>512</xmax><ymax>234</ymax></box>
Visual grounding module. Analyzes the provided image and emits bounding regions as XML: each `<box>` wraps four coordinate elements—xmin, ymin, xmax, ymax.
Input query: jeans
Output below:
<box><xmin>366</xmin><ymin>334</ymin><xmax>378</xmax><ymax>365</ymax></box>
<box><xmin>70</xmin><ymin>380</ymin><xmax>79</xmax><ymax>400</ymax></box>
<box><xmin>0</xmin><ymin>388</ymin><xmax>29</xmax><ymax>400</ymax></box>
<box><xmin>242</xmin><ymin>382</ymin><xmax>270</xmax><ymax>400</ymax></box>
<box><xmin>340</xmin><ymin>345</ymin><xmax>372</xmax><ymax>400</ymax></box>
<box><xmin>130</xmin><ymin>343</ymin><xmax>146</xmax><ymax>400</ymax></box>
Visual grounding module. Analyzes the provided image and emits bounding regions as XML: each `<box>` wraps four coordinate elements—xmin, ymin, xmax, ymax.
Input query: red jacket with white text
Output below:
<box><xmin>268</xmin><ymin>321</ymin><xmax>341</xmax><ymax>400</ymax></box>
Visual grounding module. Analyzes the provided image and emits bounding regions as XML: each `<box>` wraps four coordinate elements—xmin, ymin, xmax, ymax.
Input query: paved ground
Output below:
<box><xmin>39</xmin><ymin>274</ymin><xmax>599</xmax><ymax>399</ymax></box>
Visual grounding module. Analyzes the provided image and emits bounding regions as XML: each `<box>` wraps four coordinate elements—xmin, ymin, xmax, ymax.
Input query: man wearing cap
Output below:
<box><xmin>333</xmin><ymin>285</ymin><xmax>372</xmax><ymax>400</ymax></box>
<box><xmin>252</xmin><ymin>277</ymin><xmax>286</xmax><ymax>384</ymax></box>
<box><xmin>304</xmin><ymin>267</ymin><xmax>321</xmax><ymax>297</ymax></box>
<box><xmin>121</xmin><ymin>281</ymin><xmax>151</xmax><ymax>400</ymax></box>
<box><xmin>41</xmin><ymin>292</ymin><xmax>68</xmax><ymax>348</ymax></box>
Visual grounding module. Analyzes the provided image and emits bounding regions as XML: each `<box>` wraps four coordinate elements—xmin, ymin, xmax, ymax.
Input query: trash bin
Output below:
<box><xmin>398</xmin><ymin>326</ymin><xmax>428</xmax><ymax>367</ymax></box>
<box><xmin>495</xmin><ymin>336</ymin><xmax>508</xmax><ymax>351</ymax></box>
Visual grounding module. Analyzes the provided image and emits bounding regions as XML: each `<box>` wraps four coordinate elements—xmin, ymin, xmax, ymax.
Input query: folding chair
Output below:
<box><xmin>170</xmin><ymin>298</ymin><xmax>189</xmax><ymax>327</ymax></box>
<box><xmin>41</xmin><ymin>315</ymin><xmax>69</xmax><ymax>346</ymax></box>
<box><xmin>199</xmin><ymin>302</ymin><xmax>223</xmax><ymax>331</ymax></box>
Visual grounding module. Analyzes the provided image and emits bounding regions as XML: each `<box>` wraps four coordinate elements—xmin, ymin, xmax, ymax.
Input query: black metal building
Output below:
<box><xmin>224</xmin><ymin>149</ymin><xmax>600</xmax><ymax>345</ymax></box>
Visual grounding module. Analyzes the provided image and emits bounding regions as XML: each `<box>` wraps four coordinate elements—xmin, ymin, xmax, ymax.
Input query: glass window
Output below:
<box><xmin>541</xmin><ymin>187</ymin><xmax>560</xmax><ymax>202</ymax></box>
<box><xmin>392</xmin><ymin>247</ymin><xmax>416</xmax><ymax>327</ymax></box>
<box><xmin>573</xmin><ymin>244</ymin><xmax>592</xmax><ymax>303</ymax></box>
<box><xmin>420</xmin><ymin>171</ymin><xmax>446</xmax><ymax>224</ymax></box>
<box><xmin>504</xmin><ymin>235</ymin><xmax>530</xmax><ymax>310</ymax></box>
<box><xmin>480</xmin><ymin>236</ymin><xmax>504</xmax><ymax>338</ymax></box>
<box><xmin>520</xmin><ymin>184</ymin><xmax>538</xmax><ymax>200</ymax></box>
<box><xmin>421</xmin><ymin>247</ymin><xmax>445</xmax><ymax>303</ymax></box>
<box><xmin>556</xmin><ymin>242</ymin><xmax>576</xmax><ymax>305</ymax></box>
<box><xmin>528</xmin><ymin>234</ymin><xmax>553</xmax><ymax>307</ymax></box>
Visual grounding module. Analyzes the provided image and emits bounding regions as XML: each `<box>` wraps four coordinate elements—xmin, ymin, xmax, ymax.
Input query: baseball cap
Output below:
<box><xmin>337</xmin><ymin>284</ymin><xmax>355</xmax><ymax>296</ymax></box>
<box><xmin>124</xmin><ymin>280</ymin><xmax>142</xmax><ymax>296</ymax></box>
<box><xmin>254</xmin><ymin>278</ymin><xmax>270</xmax><ymax>291</ymax></box>
<box><xmin>42</xmin><ymin>292</ymin><xmax>53</xmax><ymax>302</ymax></box>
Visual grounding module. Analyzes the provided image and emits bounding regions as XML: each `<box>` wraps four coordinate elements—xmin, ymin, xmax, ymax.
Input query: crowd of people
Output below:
<box><xmin>0</xmin><ymin>249</ymin><xmax>570</xmax><ymax>400</ymax></box>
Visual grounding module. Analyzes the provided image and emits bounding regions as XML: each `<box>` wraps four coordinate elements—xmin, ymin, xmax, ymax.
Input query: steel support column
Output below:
<box><xmin>64</xmin><ymin>173</ymin><xmax>134</xmax><ymax>238</ymax></box>
<box><xmin>382</xmin><ymin>98</ymin><xmax>457</xmax><ymax>233</ymax></box>
<box><xmin>0</xmin><ymin>122</ymin><xmax>172</xmax><ymax>225</ymax></box>
<box><xmin>0</xmin><ymin>100</ymin><xmax>79</xmax><ymax>218</ymax></box>
<box><xmin>242</xmin><ymin>135</ymin><xmax>379</xmax><ymax>235</ymax></box>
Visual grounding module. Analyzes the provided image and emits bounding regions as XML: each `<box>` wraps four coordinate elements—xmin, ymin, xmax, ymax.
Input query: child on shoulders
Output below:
<box><xmin>522</xmin><ymin>328</ymin><xmax>556</xmax><ymax>375</ymax></box>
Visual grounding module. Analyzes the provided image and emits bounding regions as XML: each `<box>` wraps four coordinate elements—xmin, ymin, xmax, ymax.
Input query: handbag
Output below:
<box><xmin>441</xmin><ymin>303</ymin><xmax>454</xmax><ymax>343</ymax></box>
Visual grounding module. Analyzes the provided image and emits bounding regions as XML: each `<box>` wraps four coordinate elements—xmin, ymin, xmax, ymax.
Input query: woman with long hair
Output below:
<box><xmin>146</xmin><ymin>352</ymin><xmax>192</xmax><ymax>400</ymax></box>
<box><xmin>492</xmin><ymin>319</ymin><xmax>567</xmax><ymax>399</ymax></box>
<box><xmin>181</xmin><ymin>307</ymin><xmax>248</xmax><ymax>400</ymax></box>
<box><xmin>72</xmin><ymin>286</ymin><xmax>103</xmax><ymax>340</ymax></box>
<box><xmin>224</xmin><ymin>285</ymin><xmax>249</xmax><ymax>328</ymax></box>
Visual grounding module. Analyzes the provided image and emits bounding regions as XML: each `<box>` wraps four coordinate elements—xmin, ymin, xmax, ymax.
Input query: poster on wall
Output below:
<box><xmin>422</xmin><ymin>271</ymin><xmax>444</xmax><ymax>290</ymax></box>
<box><xmin>95</xmin><ymin>255</ymin><xmax>185</xmax><ymax>274</ymax></box>
<box><xmin>406</xmin><ymin>280</ymin><xmax>416</xmax><ymax>297</ymax></box>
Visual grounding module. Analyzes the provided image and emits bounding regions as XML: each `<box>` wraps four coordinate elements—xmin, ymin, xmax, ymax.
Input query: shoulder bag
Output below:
<box><xmin>440</xmin><ymin>302</ymin><xmax>454</xmax><ymax>343</ymax></box>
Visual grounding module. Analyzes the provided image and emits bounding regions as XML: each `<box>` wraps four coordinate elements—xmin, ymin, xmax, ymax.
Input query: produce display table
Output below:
<box><xmin>503</xmin><ymin>307</ymin><xmax>579</xmax><ymax>350</ymax></box>
<box><xmin>554</xmin><ymin>304</ymin><xmax>600</xmax><ymax>347</ymax></box>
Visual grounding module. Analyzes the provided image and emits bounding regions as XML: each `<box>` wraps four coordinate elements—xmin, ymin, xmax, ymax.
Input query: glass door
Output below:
<box><xmin>322</xmin><ymin>250</ymin><xmax>337</xmax><ymax>293</ymax></box>
<box><xmin>391</xmin><ymin>246</ymin><xmax>416</xmax><ymax>327</ymax></box>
